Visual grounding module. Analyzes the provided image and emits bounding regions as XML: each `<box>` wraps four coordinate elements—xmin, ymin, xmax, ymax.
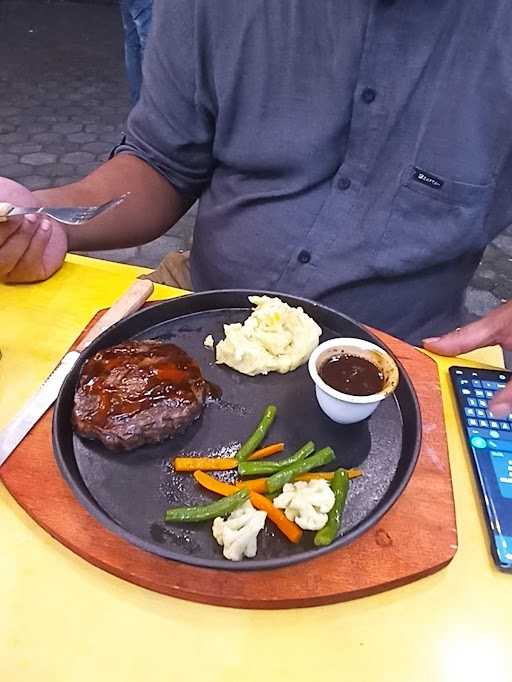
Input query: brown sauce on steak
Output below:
<box><xmin>72</xmin><ymin>340</ymin><xmax>210</xmax><ymax>451</ymax></box>
<box><xmin>81</xmin><ymin>342</ymin><xmax>204</xmax><ymax>424</ymax></box>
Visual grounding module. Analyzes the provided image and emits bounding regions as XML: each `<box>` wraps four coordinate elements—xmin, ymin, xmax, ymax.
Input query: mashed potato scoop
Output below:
<box><xmin>215</xmin><ymin>295</ymin><xmax>322</xmax><ymax>376</ymax></box>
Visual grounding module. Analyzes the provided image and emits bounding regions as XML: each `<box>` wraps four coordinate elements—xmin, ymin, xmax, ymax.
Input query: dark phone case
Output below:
<box><xmin>449</xmin><ymin>365</ymin><xmax>512</xmax><ymax>572</ymax></box>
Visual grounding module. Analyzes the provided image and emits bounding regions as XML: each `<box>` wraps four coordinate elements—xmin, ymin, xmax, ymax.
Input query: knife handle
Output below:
<box><xmin>76</xmin><ymin>279</ymin><xmax>154</xmax><ymax>352</ymax></box>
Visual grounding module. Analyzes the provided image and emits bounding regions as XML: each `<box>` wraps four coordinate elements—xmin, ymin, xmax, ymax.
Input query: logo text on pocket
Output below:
<box><xmin>413</xmin><ymin>168</ymin><xmax>444</xmax><ymax>189</ymax></box>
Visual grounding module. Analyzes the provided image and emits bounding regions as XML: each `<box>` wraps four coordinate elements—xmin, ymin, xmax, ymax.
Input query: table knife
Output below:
<box><xmin>0</xmin><ymin>278</ymin><xmax>154</xmax><ymax>466</ymax></box>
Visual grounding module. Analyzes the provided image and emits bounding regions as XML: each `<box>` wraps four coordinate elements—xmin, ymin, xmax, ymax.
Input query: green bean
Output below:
<box><xmin>314</xmin><ymin>469</ymin><xmax>349</xmax><ymax>546</ymax></box>
<box><xmin>264</xmin><ymin>492</ymin><xmax>280</xmax><ymax>502</ymax></box>
<box><xmin>274</xmin><ymin>440</ymin><xmax>315</xmax><ymax>468</ymax></box>
<box><xmin>238</xmin><ymin>460</ymin><xmax>282</xmax><ymax>476</ymax></box>
<box><xmin>266</xmin><ymin>447</ymin><xmax>335</xmax><ymax>494</ymax></box>
<box><xmin>238</xmin><ymin>441</ymin><xmax>315</xmax><ymax>477</ymax></box>
<box><xmin>236</xmin><ymin>404</ymin><xmax>277</xmax><ymax>461</ymax></box>
<box><xmin>164</xmin><ymin>488</ymin><xmax>249</xmax><ymax>523</ymax></box>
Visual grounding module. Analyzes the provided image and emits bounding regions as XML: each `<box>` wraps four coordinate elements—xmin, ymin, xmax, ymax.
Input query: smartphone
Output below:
<box><xmin>449</xmin><ymin>365</ymin><xmax>512</xmax><ymax>571</ymax></box>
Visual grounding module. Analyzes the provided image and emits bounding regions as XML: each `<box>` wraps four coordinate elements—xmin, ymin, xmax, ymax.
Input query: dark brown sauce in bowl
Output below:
<box><xmin>319</xmin><ymin>353</ymin><xmax>384</xmax><ymax>396</ymax></box>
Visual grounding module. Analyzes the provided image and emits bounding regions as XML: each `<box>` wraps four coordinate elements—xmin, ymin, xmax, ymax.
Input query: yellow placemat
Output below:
<box><xmin>1</xmin><ymin>257</ymin><xmax>510</xmax><ymax>682</ymax></box>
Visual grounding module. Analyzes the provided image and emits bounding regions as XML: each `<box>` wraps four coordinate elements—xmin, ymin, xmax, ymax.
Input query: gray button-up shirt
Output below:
<box><xmin>118</xmin><ymin>0</ymin><xmax>512</xmax><ymax>343</ymax></box>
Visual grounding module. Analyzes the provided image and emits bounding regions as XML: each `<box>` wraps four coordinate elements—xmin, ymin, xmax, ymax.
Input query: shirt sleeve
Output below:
<box><xmin>114</xmin><ymin>0</ymin><xmax>214</xmax><ymax>197</ymax></box>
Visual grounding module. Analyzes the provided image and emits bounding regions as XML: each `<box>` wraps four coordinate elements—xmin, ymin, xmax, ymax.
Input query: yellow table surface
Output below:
<box><xmin>1</xmin><ymin>254</ymin><xmax>511</xmax><ymax>682</ymax></box>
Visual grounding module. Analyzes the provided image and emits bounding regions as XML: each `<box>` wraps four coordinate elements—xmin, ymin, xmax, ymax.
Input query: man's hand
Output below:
<box><xmin>0</xmin><ymin>177</ymin><xmax>67</xmax><ymax>283</ymax></box>
<box><xmin>423</xmin><ymin>301</ymin><xmax>512</xmax><ymax>417</ymax></box>
<box><xmin>0</xmin><ymin>156</ymin><xmax>192</xmax><ymax>284</ymax></box>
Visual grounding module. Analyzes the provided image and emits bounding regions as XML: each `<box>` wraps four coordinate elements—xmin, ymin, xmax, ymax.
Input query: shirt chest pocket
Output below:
<box><xmin>375</xmin><ymin>165</ymin><xmax>496</xmax><ymax>277</ymax></box>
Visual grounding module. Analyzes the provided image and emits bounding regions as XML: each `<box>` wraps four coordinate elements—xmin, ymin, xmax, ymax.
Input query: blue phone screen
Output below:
<box><xmin>450</xmin><ymin>366</ymin><xmax>512</xmax><ymax>569</ymax></box>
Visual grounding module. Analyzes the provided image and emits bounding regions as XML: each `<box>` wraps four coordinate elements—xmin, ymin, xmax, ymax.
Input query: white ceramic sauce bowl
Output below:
<box><xmin>307</xmin><ymin>338</ymin><xmax>399</xmax><ymax>424</ymax></box>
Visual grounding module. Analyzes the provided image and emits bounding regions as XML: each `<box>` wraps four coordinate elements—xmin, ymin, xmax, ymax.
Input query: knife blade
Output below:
<box><xmin>0</xmin><ymin>278</ymin><xmax>154</xmax><ymax>466</ymax></box>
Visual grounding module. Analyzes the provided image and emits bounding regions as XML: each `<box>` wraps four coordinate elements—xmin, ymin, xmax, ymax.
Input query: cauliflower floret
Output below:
<box><xmin>273</xmin><ymin>479</ymin><xmax>335</xmax><ymax>531</ymax></box>
<box><xmin>212</xmin><ymin>501</ymin><xmax>267</xmax><ymax>561</ymax></box>
<box><xmin>203</xmin><ymin>334</ymin><xmax>214</xmax><ymax>349</ymax></box>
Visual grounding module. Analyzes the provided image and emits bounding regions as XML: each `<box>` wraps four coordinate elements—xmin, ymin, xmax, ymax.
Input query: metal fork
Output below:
<box><xmin>0</xmin><ymin>192</ymin><xmax>130</xmax><ymax>226</ymax></box>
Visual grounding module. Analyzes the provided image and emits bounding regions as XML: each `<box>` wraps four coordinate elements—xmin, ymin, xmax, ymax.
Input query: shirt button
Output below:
<box><xmin>297</xmin><ymin>249</ymin><xmax>311</xmax><ymax>264</ymax></box>
<box><xmin>361</xmin><ymin>88</ymin><xmax>377</xmax><ymax>103</ymax></box>
<box><xmin>337</xmin><ymin>177</ymin><xmax>351</xmax><ymax>191</ymax></box>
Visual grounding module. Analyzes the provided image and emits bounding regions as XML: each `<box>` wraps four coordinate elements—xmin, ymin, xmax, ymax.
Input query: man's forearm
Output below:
<box><xmin>34</xmin><ymin>154</ymin><xmax>193</xmax><ymax>251</ymax></box>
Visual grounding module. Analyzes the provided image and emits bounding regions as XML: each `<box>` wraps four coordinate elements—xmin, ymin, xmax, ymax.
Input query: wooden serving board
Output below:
<box><xmin>0</xmin><ymin>315</ymin><xmax>457</xmax><ymax>609</ymax></box>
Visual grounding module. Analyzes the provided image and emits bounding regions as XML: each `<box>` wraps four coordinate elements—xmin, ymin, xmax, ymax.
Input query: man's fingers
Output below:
<box><xmin>3</xmin><ymin>220</ymin><xmax>52</xmax><ymax>283</ymax></box>
<box><xmin>0</xmin><ymin>215</ymin><xmax>40</xmax><ymax>278</ymax></box>
<box><xmin>422</xmin><ymin>318</ymin><xmax>496</xmax><ymax>356</ymax></box>
<box><xmin>424</xmin><ymin>301</ymin><xmax>512</xmax><ymax>356</ymax></box>
<box><xmin>0</xmin><ymin>214</ymin><xmax>28</xmax><ymax>247</ymax></box>
<box><xmin>490</xmin><ymin>382</ymin><xmax>512</xmax><ymax>419</ymax></box>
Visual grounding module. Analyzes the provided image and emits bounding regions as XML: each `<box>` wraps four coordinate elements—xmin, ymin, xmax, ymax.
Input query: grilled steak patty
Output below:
<box><xmin>72</xmin><ymin>340</ymin><xmax>208</xmax><ymax>451</ymax></box>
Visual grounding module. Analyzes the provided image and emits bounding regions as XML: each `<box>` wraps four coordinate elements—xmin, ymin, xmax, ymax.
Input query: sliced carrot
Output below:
<box><xmin>173</xmin><ymin>444</ymin><xmax>285</xmax><ymax>470</ymax></box>
<box><xmin>194</xmin><ymin>470</ymin><xmax>268</xmax><ymax>494</ymax></box>
<box><xmin>247</xmin><ymin>442</ymin><xmax>285</xmax><ymax>461</ymax></box>
<box><xmin>193</xmin><ymin>470</ymin><xmax>238</xmax><ymax>496</ymax></box>
<box><xmin>249</xmin><ymin>492</ymin><xmax>303</xmax><ymax>544</ymax></box>
<box><xmin>237</xmin><ymin>478</ymin><xmax>268</xmax><ymax>494</ymax></box>
<box><xmin>193</xmin><ymin>471</ymin><xmax>302</xmax><ymax>544</ymax></box>
<box><xmin>297</xmin><ymin>468</ymin><xmax>363</xmax><ymax>482</ymax></box>
<box><xmin>174</xmin><ymin>457</ymin><xmax>238</xmax><ymax>472</ymax></box>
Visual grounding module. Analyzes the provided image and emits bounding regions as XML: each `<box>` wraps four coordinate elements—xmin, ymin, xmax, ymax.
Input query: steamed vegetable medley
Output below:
<box><xmin>164</xmin><ymin>405</ymin><xmax>360</xmax><ymax>561</ymax></box>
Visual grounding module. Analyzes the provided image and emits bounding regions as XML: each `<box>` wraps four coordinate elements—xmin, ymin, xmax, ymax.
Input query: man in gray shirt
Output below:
<box><xmin>1</xmin><ymin>0</ymin><xmax>512</xmax><ymax>408</ymax></box>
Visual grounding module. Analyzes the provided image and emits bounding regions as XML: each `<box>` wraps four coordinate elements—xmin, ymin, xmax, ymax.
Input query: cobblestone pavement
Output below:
<box><xmin>1</xmin><ymin>1</ymin><xmax>511</xmax><ymax>319</ymax></box>
<box><xmin>0</xmin><ymin>0</ymin><xmax>194</xmax><ymax>266</ymax></box>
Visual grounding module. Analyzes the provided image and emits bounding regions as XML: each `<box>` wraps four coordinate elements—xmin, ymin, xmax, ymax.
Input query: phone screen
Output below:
<box><xmin>450</xmin><ymin>365</ymin><xmax>512</xmax><ymax>570</ymax></box>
